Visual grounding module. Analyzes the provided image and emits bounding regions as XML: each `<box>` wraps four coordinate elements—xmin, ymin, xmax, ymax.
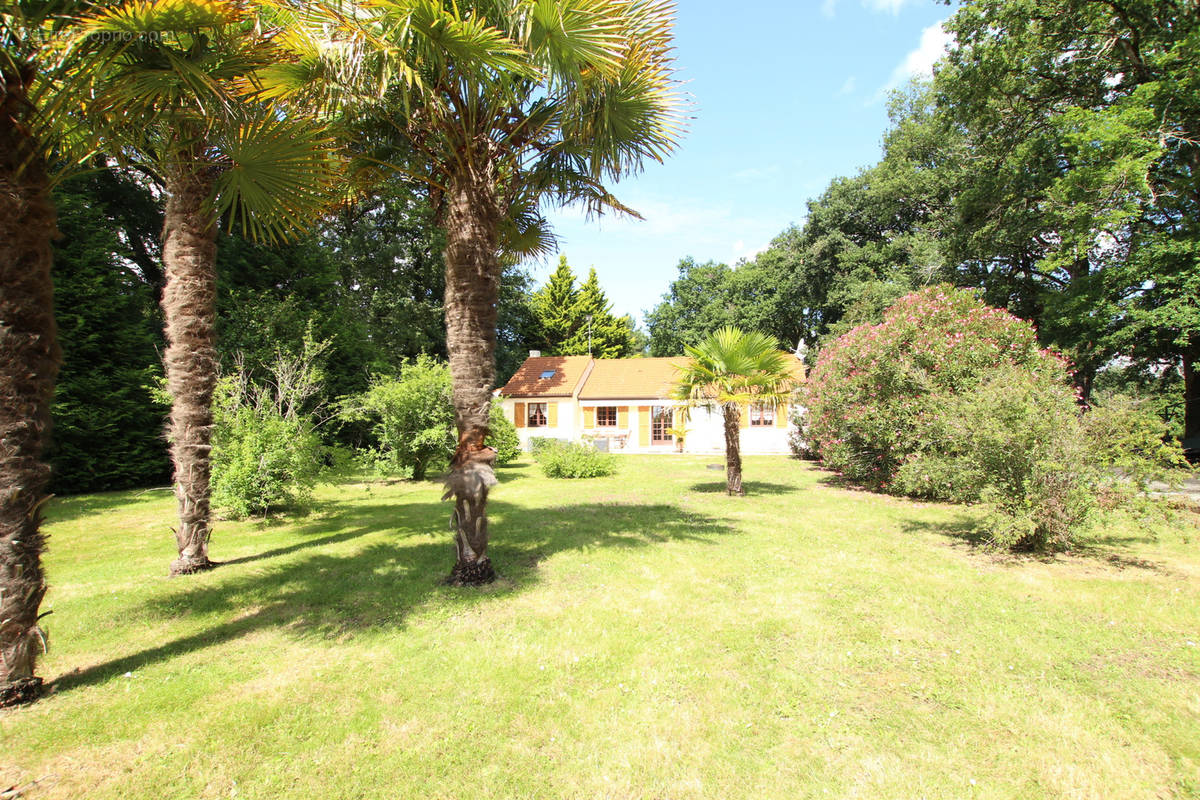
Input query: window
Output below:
<box><xmin>651</xmin><ymin>406</ymin><xmax>673</xmax><ymax>443</ymax></box>
<box><xmin>527</xmin><ymin>402</ymin><xmax>548</xmax><ymax>427</ymax></box>
<box><xmin>748</xmin><ymin>403</ymin><xmax>775</xmax><ymax>427</ymax></box>
<box><xmin>596</xmin><ymin>406</ymin><xmax>617</xmax><ymax>427</ymax></box>
<box><xmin>539</xmin><ymin>369</ymin><xmax>556</xmax><ymax>379</ymax></box>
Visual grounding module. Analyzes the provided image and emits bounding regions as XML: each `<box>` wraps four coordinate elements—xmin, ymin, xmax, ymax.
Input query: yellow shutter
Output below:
<box><xmin>740</xmin><ymin>403</ymin><xmax>750</xmax><ymax>429</ymax></box>
<box><xmin>548</xmin><ymin>401</ymin><xmax>558</xmax><ymax>427</ymax></box>
<box><xmin>617</xmin><ymin>406</ymin><xmax>628</xmax><ymax>428</ymax></box>
<box><xmin>584</xmin><ymin>406</ymin><xmax>595</xmax><ymax>428</ymax></box>
<box><xmin>514</xmin><ymin>402</ymin><xmax>525</xmax><ymax>428</ymax></box>
<box><xmin>638</xmin><ymin>406</ymin><xmax>651</xmax><ymax>447</ymax></box>
<box><xmin>776</xmin><ymin>402</ymin><xmax>789</xmax><ymax>428</ymax></box>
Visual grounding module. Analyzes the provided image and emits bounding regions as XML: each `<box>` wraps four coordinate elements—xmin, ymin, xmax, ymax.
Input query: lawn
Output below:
<box><xmin>3</xmin><ymin>456</ymin><xmax>1199</xmax><ymax>799</ymax></box>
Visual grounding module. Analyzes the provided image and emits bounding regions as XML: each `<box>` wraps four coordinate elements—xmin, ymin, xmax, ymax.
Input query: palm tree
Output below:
<box><xmin>673</xmin><ymin>327</ymin><xmax>798</xmax><ymax>496</ymax></box>
<box><xmin>77</xmin><ymin>1</ymin><xmax>339</xmax><ymax>574</ymax></box>
<box><xmin>288</xmin><ymin>0</ymin><xmax>683</xmax><ymax>584</ymax></box>
<box><xmin>1</xmin><ymin>1</ymin><xmax>124</xmax><ymax>706</ymax></box>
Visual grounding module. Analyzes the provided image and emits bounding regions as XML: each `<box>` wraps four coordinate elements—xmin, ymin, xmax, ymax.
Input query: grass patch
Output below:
<box><xmin>3</xmin><ymin>456</ymin><xmax>1199</xmax><ymax>798</ymax></box>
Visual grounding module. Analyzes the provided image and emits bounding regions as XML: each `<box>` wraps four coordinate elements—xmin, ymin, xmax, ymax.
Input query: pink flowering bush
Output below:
<box><xmin>805</xmin><ymin>286</ymin><xmax>1065</xmax><ymax>487</ymax></box>
<box><xmin>805</xmin><ymin>285</ymin><xmax>1190</xmax><ymax>551</ymax></box>
<box><xmin>805</xmin><ymin>286</ymin><xmax>1085</xmax><ymax>549</ymax></box>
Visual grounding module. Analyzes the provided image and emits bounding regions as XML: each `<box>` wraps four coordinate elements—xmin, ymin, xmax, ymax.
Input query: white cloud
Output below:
<box><xmin>732</xmin><ymin>239</ymin><xmax>769</xmax><ymax>261</ymax></box>
<box><xmin>863</xmin><ymin>0</ymin><xmax>917</xmax><ymax>13</ymax></box>
<box><xmin>870</xmin><ymin>20</ymin><xmax>951</xmax><ymax>104</ymax></box>
<box><xmin>837</xmin><ymin>76</ymin><xmax>857</xmax><ymax>96</ymax></box>
<box><xmin>822</xmin><ymin>0</ymin><xmax>918</xmax><ymax>17</ymax></box>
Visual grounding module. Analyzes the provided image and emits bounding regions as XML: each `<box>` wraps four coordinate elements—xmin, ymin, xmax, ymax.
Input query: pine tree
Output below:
<box><xmin>531</xmin><ymin>255</ymin><xmax>579</xmax><ymax>351</ymax></box>
<box><xmin>560</xmin><ymin>268</ymin><xmax>637</xmax><ymax>357</ymax></box>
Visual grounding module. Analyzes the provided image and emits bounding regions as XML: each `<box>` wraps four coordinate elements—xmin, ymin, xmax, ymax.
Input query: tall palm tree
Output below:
<box><xmin>77</xmin><ymin>1</ymin><xmax>340</xmax><ymax>574</ymax></box>
<box><xmin>1</xmin><ymin>1</ymin><xmax>129</xmax><ymax>706</ymax></box>
<box><xmin>285</xmin><ymin>0</ymin><xmax>684</xmax><ymax>584</ymax></box>
<box><xmin>673</xmin><ymin>327</ymin><xmax>798</xmax><ymax>496</ymax></box>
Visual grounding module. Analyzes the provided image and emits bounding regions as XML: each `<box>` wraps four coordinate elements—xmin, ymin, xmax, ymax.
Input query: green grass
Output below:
<box><xmin>3</xmin><ymin>456</ymin><xmax>1199</xmax><ymax>799</ymax></box>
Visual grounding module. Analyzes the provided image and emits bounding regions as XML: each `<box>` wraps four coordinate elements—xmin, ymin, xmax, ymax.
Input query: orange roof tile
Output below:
<box><xmin>498</xmin><ymin>356</ymin><xmax>592</xmax><ymax>398</ymax></box>
<box><xmin>578</xmin><ymin>353</ymin><xmax>806</xmax><ymax>400</ymax></box>
<box><xmin>502</xmin><ymin>353</ymin><xmax>806</xmax><ymax>400</ymax></box>
<box><xmin>577</xmin><ymin>357</ymin><xmax>686</xmax><ymax>400</ymax></box>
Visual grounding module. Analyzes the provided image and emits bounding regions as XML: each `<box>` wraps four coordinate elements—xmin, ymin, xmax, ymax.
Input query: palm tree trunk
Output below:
<box><xmin>723</xmin><ymin>404</ymin><xmax>744</xmax><ymax>496</ymax></box>
<box><xmin>442</xmin><ymin>165</ymin><xmax>501</xmax><ymax>586</ymax></box>
<box><xmin>0</xmin><ymin>84</ymin><xmax>60</xmax><ymax>706</ymax></box>
<box><xmin>161</xmin><ymin>164</ymin><xmax>219</xmax><ymax>576</ymax></box>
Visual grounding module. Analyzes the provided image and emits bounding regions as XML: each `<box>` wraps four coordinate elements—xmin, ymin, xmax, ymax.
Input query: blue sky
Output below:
<box><xmin>538</xmin><ymin>0</ymin><xmax>953</xmax><ymax>326</ymax></box>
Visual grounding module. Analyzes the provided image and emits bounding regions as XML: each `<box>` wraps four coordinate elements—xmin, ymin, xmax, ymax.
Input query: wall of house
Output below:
<box><xmin>499</xmin><ymin>396</ymin><xmax>798</xmax><ymax>456</ymax></box>
<box><xmin>499</xmin><ymin>397</ymin><xmax>580</xmax><ymax>449</ymax></box>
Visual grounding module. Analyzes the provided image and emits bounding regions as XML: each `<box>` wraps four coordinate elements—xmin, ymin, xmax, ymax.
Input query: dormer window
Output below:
<box><xmin>539</xmin><ymin>369</ymin><xmax>556</xmax><ymax>379</ymax></box>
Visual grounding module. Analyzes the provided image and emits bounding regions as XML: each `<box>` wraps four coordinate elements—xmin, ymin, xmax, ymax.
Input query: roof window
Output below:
<box><xmin>539</xmin><ymin>369</ymin><xmax>556</xmax><ymax>379</ymax></box>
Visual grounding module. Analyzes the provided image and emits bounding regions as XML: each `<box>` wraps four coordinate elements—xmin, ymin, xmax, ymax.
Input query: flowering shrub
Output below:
<box><xmin>805</xmin><ymin>286</ymin><xmax>1191</xmax><ymax>551</ymax></box>
<box><xmin>805</xmin><ymin>285</ymin><xmax>1066</xmax><ymax>489</ymax></box>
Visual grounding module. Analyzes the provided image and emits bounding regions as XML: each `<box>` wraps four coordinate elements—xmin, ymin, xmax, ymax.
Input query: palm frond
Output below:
<box><xmin>673</xmin><ymin>327</ymin><xmax>797</xmax><ymax>408</ymax></box>
<box><xmin>211</xmin><ymin>112</ymin><xmax>343</xmax><ymax>244</ymax></box>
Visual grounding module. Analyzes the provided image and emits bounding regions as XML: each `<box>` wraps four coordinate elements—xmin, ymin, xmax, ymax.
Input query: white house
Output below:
<box><xmin>496</xmin><ymin>353</ymin><xmax>805</xmax><ymax>455</ymax></box>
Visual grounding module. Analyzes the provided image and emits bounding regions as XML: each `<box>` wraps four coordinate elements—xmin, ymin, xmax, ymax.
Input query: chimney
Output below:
<box><xmin>529</xmin><ymin>349</ymin><xmax>542</xmax><ymax>358</ymax></box>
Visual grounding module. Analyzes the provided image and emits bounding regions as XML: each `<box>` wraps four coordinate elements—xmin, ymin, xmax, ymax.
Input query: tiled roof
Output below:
<box><xmin>577</xmin><ymin>357</ymin><xmax>687</xmax><ymax>400</ymax></box>
<box><xmin>501</xmin><ymin>353</ymin><xmax>807</xmax><ymax>400</ymax></box>
<box><xmin>498</xmin><ymin>355</ymin><xmax>592</xmax><ymax>397</ymax></box>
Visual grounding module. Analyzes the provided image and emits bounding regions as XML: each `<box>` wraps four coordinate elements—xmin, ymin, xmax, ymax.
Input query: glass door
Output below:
<box><xmin>651</xmin><ymin>406</ymin><xmax>674</xmax><ymax>444</ymax></box>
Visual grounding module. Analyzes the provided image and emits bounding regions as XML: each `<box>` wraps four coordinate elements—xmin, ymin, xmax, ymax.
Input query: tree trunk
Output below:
<box><xmin>161</xmin><ymin>163</ymin><xmax>219</xmax><ymax>576</ymax></box>
<box><xmin>1184</xmin><ymin>336</ymin><xmax>1199</xmax><ymax>442</ymax></box>
<box><xmin>0</xmin><ymin>77</ymin><xmax>60</xmax><ymax>707</ymax></box>
<box><xmin>723</xmin><ymin>404</ymin><xmax>744</xmax><ymax>496</ymax></box>
<box><xmin>442</xmin><ymin>165</ymin><xmax>501</xmax><ymax>586</ymax></box>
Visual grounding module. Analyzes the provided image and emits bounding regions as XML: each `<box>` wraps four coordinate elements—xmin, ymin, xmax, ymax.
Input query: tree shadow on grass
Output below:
<box><xmin>898</xmin><ymin>517</ymin><xmax>1171</xmax><ymax>572</ymax></box>
<box><xmin>46</xmin><ymin>486</ymin><xmax>172</xmax><ymax>524</ymax></box>
<box><xmin>51</xmin><ymin>498</ymin><xmax>732</xmax><ymax>694</ymax></box>
<box><xmin>687</xmin><ymin>480</ymin><xmax>795</xmax><ymax>496</ymax></box>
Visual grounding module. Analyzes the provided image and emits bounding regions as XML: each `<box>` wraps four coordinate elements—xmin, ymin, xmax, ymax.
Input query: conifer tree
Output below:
<box><xmin>561</xmin><ymin>268</ymin><xmax>637</xmax><ymax>358</ymax></box>
<box><xmin>531</xmin><ymin>255</ymin><xmax>580</xmax><ymax>351</ymax></box>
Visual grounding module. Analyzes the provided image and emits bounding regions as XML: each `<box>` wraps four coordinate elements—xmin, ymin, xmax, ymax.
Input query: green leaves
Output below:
<box><xmin>674</xmin><ymin>326</ymin><xmax>796</xmax><ymax>408</ymax></box>
<box><xmin>212</xmin><ymin>113</ymin><xmax>341</xmax><ymax>244</ymax></box>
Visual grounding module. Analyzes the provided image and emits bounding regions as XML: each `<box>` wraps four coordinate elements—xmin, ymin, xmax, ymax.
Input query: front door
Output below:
<box><xmin>651</xmin><ymin>405</ymin><xmax>674</xmax><ymax>445</ymax></box>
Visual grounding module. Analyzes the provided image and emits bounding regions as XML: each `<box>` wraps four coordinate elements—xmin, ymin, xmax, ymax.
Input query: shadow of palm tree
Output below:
<box><xmin>687</xmin><ymin>480</ymin><xmax>795</xmax><ymax>496</ymax></box>
<box><xmin>46</xmin><ymin>486</ymin><xmax>172</xmax><ymax>524</ymax></box>
<box><xmin>52</xmin><ymin>497</ymin><xmax>732</xmax><ymax>693</ymax></box>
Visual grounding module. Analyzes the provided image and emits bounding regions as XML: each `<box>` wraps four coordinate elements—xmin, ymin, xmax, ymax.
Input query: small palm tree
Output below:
<box><xmin>77</xmin><ymin>1</ymin><xmax>340</xmax><ymax>574</ymax></box>
<box><xmin>288</xmin><ymin>0</ymin><xmax>684</xmax><ymax>584</ymax></box>
<box><xmin>673</xmin><ymin>327</ymin><xmax>798</xmax><ymax>496</ymax></box>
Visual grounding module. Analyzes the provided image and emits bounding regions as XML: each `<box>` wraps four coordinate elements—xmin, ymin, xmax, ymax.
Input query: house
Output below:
<box><xmin>496</xmin><ymin>352</ymin><xmax>806</xmax><ymax>455</ymax></box>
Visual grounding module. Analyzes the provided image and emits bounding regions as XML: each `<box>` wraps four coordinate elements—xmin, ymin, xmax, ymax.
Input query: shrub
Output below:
<box><xmin>488</xmin><ymin>402</ymin><xmax>522</xmax><ymax>465</ymax></box>
<box><xmin>807</xmin><ymin>286</ymin><xmax>1194</xmax><ymax>552</ymax></box>
<box><xmin>1082</xmin><ymin>393</ymin><xmax>1191</xmax><ymax>488</ymax></box>
<box><xmin>212</xmin><ymin>346</ymin><xmax>328</xmax><ymax>518</ymax></box>
<box><xmin>805</xmin><ymin>285</ymin><xmax>1062</xmax><ymax>490</ymax></box>
<box><xmin>342</xmin><ymin>357</ymin><xmax>525</xmax><ymax>478</ymax></box>
<box><xmin>786</xmin><ymin>405</ymin><xmax>818</xmax><ymax>460</ymax></box>
<box><xmin>535</xmin><ymin>440</ymin><xmax>617</xmax><ymax>479</ymax></box>
<box><xmin>528</xmin><ymin>436</ymin><xmax>567</xmax><ymax>458</ymax></box>
<box><xmin>893</xmin><ymin>366</ymin><xmax>1097</xmax><ymax>550</ymax></box>
<box><xmin>341</xmin><ymin>356</ymin><xmax>454</xmax><ymax>480</ymax></box>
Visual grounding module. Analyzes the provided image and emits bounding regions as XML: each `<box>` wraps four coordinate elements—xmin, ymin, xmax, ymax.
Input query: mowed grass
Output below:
<box><xmin>3</xmin><ymin>456</ymin><xmax>1200</xmax><ymax>799</ymax></box>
